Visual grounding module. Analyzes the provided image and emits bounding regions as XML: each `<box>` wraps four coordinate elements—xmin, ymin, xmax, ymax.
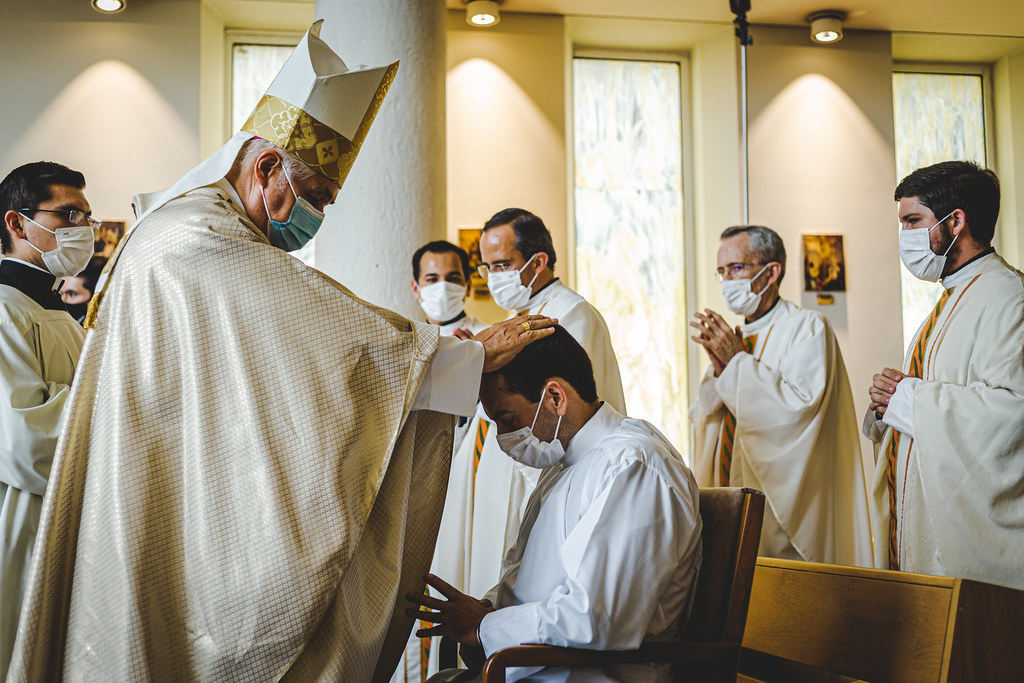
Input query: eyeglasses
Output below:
<box><xmin>477</xmin><ymin>262</ymin><xmax>516</xmax><ymax>278</ymax></box>
<box><xmin>715</xmin><ymin>262</ymin><xmax>765</xmax><ymax>281</ymax></box>
<box><xmin>19</xmin><ymin>208</ymin><xmax>101</xmax><ymax>230</ymax></box>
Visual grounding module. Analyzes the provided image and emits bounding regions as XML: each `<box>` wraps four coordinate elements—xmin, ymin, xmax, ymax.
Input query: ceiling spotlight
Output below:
<box><xmin>466</xmin><ymin>0</ymin><xmax>500</xmax><ymax>27</ymax></box>
<box><xmin>808</xmin><ymin>11</ymin><xmax>845</xmax><ymax>44</ymax></box>
<box><xmin>91</xmin><ymin>0</ymin><xmax>125</xmax><ymax>13</ymax></box>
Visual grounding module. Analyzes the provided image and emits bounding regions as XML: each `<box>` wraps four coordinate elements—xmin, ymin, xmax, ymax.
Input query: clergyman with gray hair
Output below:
<box><xmin>688</xmin><ymin>224</ymin><xmax>872</xmax><ymax>566</ymax></box>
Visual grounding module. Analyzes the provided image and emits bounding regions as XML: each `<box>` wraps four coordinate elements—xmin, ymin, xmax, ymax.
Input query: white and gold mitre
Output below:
<box><xmin>241</xmin><ymin>20</ymin><xmax>399</xmax><ymax>189</ymax></box>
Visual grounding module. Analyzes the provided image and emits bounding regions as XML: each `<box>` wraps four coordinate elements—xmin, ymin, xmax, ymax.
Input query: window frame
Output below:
<box><xmin>892</xmin><ymin>62</ymin><xmax>996</xmax><ymax>179</ymax></box>
<box><xmin>223</xmin><ymin>29</ymin><xmax>304</xmax><ymax>141</ymax></box>
<box><xmin>568</xmin><ymin>49</ymin><xmax>698</xmax><ymax>448</ymax></box>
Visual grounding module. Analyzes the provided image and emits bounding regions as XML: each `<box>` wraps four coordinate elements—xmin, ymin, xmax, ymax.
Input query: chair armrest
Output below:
<box><xmin>481</xmin><ymin>642</ymin><xmax>739</xmax><ymax>683</ymax></box>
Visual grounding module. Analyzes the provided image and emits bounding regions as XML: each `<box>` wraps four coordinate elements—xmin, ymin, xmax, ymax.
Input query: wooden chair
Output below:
<box><xmin>478</xmin><ymin>486</ymin><xmax>766</xmax><ymax>683</ymax></box>
<box><xmin>739</xmin><ymin>558</ymin><xmax>1024</xmax><ymax>682</ymax></box>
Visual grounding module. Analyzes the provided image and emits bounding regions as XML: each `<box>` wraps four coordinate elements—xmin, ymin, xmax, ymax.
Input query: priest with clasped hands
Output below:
<box><xmin>688</xmin><ymin>225</ymin><xmax>871</xmax><ymax>567</ymax></box>
<box><xmin>9</xmin><ymin>21</ymin><xmax>555</xmax><ymax>683</ymax></box>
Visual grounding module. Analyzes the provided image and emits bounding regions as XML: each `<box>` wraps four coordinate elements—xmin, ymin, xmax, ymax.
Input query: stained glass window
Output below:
<box><xmin>892</xmin><ymin>72</ymin><xmax>986</xmax><ymax>347</ymax></box>
<box><xmin>573</xmin><ymin>57</ymin><xmax>689</xmax><ymax>452</ymax></box>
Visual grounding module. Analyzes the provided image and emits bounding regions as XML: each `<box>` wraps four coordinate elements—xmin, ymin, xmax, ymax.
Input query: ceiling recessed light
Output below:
<box><xmin>808</xmin><ymin>11</ymin><xmax>845</xmax><ymax>44</ymax></box>
<box><xmin>92</xmin><ymin>0</ymin><xmax>126</xmax><ymax>14</ymax></box>
<box><xmin>466</xmin><ymin>0</ymin><xmax>500</xmax><ymax>28</ymax></box>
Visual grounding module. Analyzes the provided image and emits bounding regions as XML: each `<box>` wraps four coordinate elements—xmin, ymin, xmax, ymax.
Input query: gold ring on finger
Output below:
<box><xmin>522</xmin><ymin>321</ymin><xmax>531</xmax><ymax>331</ymax></box>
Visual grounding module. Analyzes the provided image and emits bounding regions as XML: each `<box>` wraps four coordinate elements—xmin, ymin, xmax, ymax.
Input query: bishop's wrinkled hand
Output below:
<box><xmin>405</xmin><ymin>573</ymin><xmax>495</xmax><ymax>646</ymax></box>
<box><xmin>476</xmin><ymin>315</ymin><xmax>557</xmax><ymax>373</ymax></box>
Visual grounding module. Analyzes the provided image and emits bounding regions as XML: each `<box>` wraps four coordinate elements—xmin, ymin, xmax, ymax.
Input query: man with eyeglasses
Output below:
<box><xmin>689</xmin><ymin>225</ymin><xmax>871</xmax><ymax>566</ymax></box>
<box><xmin>0</xmin><ymin>161</ymin><xmax>93</xmax><ymax>677</ymax></box>
<box><xmin>444</xmin><ymin>208</ymin><xmax>625</xmax><ymax>615</ymax></box>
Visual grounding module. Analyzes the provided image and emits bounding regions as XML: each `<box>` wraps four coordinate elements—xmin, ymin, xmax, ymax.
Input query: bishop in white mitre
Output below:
<box><xmin>8</xmin><ymin>22</ymin><xmax>554</xmax><ymax>682</ymax></box>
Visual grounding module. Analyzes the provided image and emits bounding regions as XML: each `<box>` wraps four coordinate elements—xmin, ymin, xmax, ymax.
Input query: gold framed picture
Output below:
<box><xmin>95</xmin><ymin>220</ymin><xmax>125</xmax><ymax>260</ymax></box>
<box><xmin>458</xmin><ymin>226</ymin><xmax>489</xmax><ymax>297</ymax></box>
<box><xmin>803</xmin><ymin>234</ymin><xmax>846</xmax><ymax>292</ymax></box>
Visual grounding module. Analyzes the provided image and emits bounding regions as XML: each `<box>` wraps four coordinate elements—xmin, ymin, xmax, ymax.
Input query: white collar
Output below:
<box><xmin>562</xmin><ymin>402</ymin><xmax>625</xmax><ymax>467</ymax></box>
<box><xmin>742</xmin><ymin>297</ymin><xmax>788</xmax><ymax>335</ymax></box>
<box><xmin>518</xmin><ymin>278</ymin><xmax>562</xmax><ymax>314</ymax></box>
<box><xmin>942</xmin><ymin>252</ymin><xmax>996</xmax><ymax>289</ymax></box>
<box><xmin>212</xmin><ymin>177</ymin><xmax>245</xmax><ymax>209</ymax></box>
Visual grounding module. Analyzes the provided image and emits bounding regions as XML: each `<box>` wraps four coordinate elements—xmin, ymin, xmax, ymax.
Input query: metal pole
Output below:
<box><xmin>730</xmin><ymin>1</ymin><xmax>753</xmax><ymax>223</ymax></box>
<box><xmin>739</xmin><ymin>41</ymin><xmax>749</xmax><ymax>223</ymax></box>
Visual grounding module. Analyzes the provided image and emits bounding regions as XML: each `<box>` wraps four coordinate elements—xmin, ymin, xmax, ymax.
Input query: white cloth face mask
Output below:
<box><xmin>495</xmin><ymin>387</ymin><xmax>565</xmax><ymax>469</ymax></box>
<box><xmin>417</xmin><ymin>281</ymin><xmax>466</xmax><ymax>322</ymax></box>
<box><xmin>899</xmin><ymin>211</ymin><xmax>957</xmax><ymax>283</ymax></box>
<box><xmin>721</xmin><ymin>263</ymin><xmax>770</xmax><ymax>317</ymax></box>
<box><xmin>486</xmin><ymin>253</ymin><xmax>541</xmax><ymax>311</ymax></box>
<box><xmin>18</xmin><ymin>213</ymin><xmax>94</xmax><ymax>278</ymax></box>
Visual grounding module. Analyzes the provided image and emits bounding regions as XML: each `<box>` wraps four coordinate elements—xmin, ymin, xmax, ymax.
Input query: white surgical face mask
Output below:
<box><xmin>418</xmin><ymin>280</ymin><xmax>466</xmax><ymax>322</ymax></box>
<box><xmin>495</xmin><ymin>387</ymin><xmax>565</xmax><ymax>469</ymax></box>
<box><xmin>899</xmin><ymin>211</ymin><xmax>957</xmax><ymax>283</ymax></box>
<box><xmin>721</xmin><ymin>263</ymin><xmax>770</xmax><ymax>317</ymax></box>
<box><xmin>18</xmin><ymin>213</ymin><xmax>94</xmax><ymax>278</ymax></box>
<box><xmin>487</xmin><ymin>253</ymin><xmax>540</xmax><ymax>312</ymax></box>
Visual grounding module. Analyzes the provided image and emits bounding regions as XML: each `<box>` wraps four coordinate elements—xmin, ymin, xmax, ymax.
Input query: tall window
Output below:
<box><xmin>892</xmin><ymin>70</ymin><xmax>987</xmax><ymax>347</ymax></box>
<box><xmin>231</xmin><ymin>43</ymin><xmax>294</xmax><ymax>131</ymax></box>
<box><xmin>573</xmin><ymin>57</ymin><xmax>689</xmax><ymax>451</ymax></box>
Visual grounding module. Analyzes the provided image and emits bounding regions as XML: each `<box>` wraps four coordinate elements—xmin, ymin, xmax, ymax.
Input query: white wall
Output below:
<box><xmin>746</xmin><ymin>26</ymin><xmax>905</xmax><ymax>464</ymax></box>
<box><xmin>0</xmin><ymin>0</ymin><xmax>202</xmax><ymax>225</ymax></box>
<box><xmin>995</xmin><ymin>51</ymin><xmax>1024</xmax><ymax>270</ymax></box>
<box><xmin>447</xmin><ymin>11</ymin><xmax>568</xmax><ymax>324</ymax></box>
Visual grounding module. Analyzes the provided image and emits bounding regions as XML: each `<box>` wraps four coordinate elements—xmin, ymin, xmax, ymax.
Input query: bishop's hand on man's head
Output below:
<box><xmin>476</xmin><ymin>314</ymin><xmax>557</xmax><ymax>373</ymax></box>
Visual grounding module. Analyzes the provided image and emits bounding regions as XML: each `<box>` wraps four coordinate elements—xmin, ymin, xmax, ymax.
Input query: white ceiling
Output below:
<box><xmin>202</xmin><ymin>0</ymin><xmax>1024</xmax><ymax>61</ymax></box>
<box><xmin>447</xmin><ymin>0</ymin><xmax>1024</xmax><ymax>39</ymax></box>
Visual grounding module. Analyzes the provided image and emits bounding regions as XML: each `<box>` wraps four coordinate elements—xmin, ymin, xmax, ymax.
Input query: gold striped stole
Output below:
<box><xmin>719</xmin><ymin>334</ymin><xmax>757</xmax><ymax>486</ymax></box>
<box><xmin>885</xmin><ymin>287</ymin><xmax>953</xmax><ymax>570</ymax></box>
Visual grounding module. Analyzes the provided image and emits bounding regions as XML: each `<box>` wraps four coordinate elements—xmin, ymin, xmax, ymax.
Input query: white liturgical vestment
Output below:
<box><xmin>866</xmin><ymin>253</ymin><xmax>1024</xmax><ymax>590</ymax></box>
<box><xmin>0</xmin><ymin>259</ymin><xmax>85</xmax><ymax>679</ymax></box>
<box><xmin>690</xmin><ymin>299</ymin><xmax>872</xmax><ymax>566</ymax></box>
<box><xmin>477</xmin><ymin>403</ymin><xmax>702</xmax><ymax>683</ymax></box>
<box><xmin>466</xmin><ymin>280</ymin><xmax>625</xmax><ymax>599</ymax></box>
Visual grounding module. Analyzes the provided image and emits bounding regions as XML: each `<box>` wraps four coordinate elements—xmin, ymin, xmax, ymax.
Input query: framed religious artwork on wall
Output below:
<box><xmin>803</xmin><ymin>234</ymin><xmax>847</xmax><ymax>292</ymax></box>
<box><xmin>95</xmin><ymin>220</ymin><xmax>126</xmax><ymax>260</ymax></box>
<box><xmin>458</xmin><ymin>226</ymin><xmax>490</xmax><ymax>298</ymax></box>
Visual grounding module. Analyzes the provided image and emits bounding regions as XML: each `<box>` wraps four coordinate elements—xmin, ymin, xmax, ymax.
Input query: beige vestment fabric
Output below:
<box><xmin>690</xmin><ymin>299</ymin><xmax>872</xmax><ymax>566</ymax></box>
<box><xmin>0</xmin><ymin>283</ymin><xmax>85</xmax><ymax>678</ymax></box>
<box><xmin>870</xmin><ymin>255</ymin><xmax>1024</xmax><ymax>589</ymax></box>
<box><xmin>9</xmin><ymin>187</ymin><xmax>454</xmax><ymax>681</ymax></box>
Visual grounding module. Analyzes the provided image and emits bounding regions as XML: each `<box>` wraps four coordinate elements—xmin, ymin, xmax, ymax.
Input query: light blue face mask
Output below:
<box><xmin>259</xmin><ymin>163</ymin><xmax>325</xmax><ymax>251</ymax></box>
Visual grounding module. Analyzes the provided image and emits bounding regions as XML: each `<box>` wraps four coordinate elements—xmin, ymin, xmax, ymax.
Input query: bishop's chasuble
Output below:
<box><xmin>868</xmin><ymin>253</ymin><xmax>1024</xmax><ymax>590</ymax></box>
<box><xmin>8</xmin><ymin>187</ymin><xmax>461</xmax><ymax>682</ymax></box>
<box><xmin>690</xmin><ymin>299</ymin><xmax>872</xmax><ymax>566</ymax></box>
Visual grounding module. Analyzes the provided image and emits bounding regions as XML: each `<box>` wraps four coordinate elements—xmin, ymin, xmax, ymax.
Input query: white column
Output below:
<box><xmin>314</xmin><ymin>0</ymin><xmax>446</xmax><ymax>319</ymax></box>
